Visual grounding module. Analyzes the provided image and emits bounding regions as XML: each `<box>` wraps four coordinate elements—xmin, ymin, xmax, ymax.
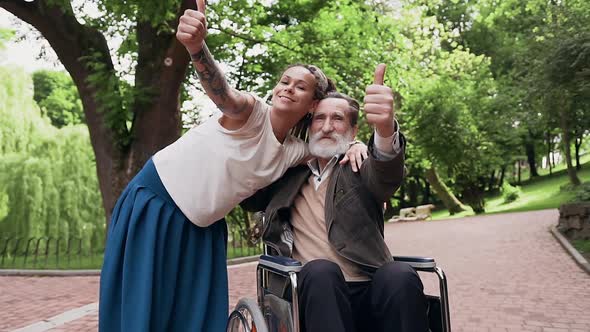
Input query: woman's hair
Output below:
<box><xmin>285</xmin><ymin>64</ymin><xmax>337</xmax><ymax>141</ymax></box>
<box><xmin>284</xmin><ymin>63</ymin><xmax>337</xmax><ymax>100</ymax></box>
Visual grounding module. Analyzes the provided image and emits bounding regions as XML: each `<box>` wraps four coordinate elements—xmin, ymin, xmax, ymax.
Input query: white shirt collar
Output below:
<box><xmin>306</xmin><ymin>155</ymin><xmax>340</xmax><ymax>190</ymax></box>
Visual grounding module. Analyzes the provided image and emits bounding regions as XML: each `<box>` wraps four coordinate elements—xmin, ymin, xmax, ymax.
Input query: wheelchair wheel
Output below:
<box><xmin>227</xmin><ymin>298</ymin><xmax>269</xmax><ymax>332</ymax></box>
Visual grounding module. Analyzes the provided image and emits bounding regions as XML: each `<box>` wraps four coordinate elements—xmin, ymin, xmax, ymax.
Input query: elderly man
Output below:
<box><xmin>243</xmin><ymin>64</ymin><xmax>428</xmax><ymax>332</ymax></box>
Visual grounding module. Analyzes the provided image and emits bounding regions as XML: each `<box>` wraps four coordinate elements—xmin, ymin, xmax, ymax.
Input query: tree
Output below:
<box><xmin>463</xmin><ymin>0</ymin><xmax>590</xmax><ymax>186</ymax></box>
<box><xmin>404</xmin><ymin>50</ymin><xmax>501</xmax><ymax>214</ymax></box>
<box><xmin>545</xmin><ymin>32</ymin><xmax>590</xmax><ymax>185</ymax></box>
<box><xmin>0</xmin><ymin>27</ymin><xmax>13</xmax><ymax>49</ymax></box>
<box><xmin>1</xmin><ymin>0</ymin><xmax>197</xmax><ymax>225</ymax></box>
<box><xmin>0</xmin><ymin>66</ymin><xmax>105</xmax><ymax>242</ymax></box>
<box><xmin>32</xmin><ymin>70</ymin><xmax>85</xmax><ymax>128</ymax></box>
<box><xmin>2</xmin><ymin>0</ymin><xmax>418</xmax><ymax>227</ymax></box>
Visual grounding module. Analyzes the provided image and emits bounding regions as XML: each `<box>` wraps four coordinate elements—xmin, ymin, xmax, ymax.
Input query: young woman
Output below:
<box><xmin>98</xmin><ymin>1</ymin><xmax>365</xmax><ymax>331</ymax></box>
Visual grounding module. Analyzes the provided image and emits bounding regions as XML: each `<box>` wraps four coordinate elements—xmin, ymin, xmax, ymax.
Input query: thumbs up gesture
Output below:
<box><xmin>177</xmin><ymin>0</ymin><xmax>208</xmax><ymax>55</ymax></box>
<box><xmin>363</xmin><ymin>64</ymin><xmax>395</xmax><ymax>138</ymax></box>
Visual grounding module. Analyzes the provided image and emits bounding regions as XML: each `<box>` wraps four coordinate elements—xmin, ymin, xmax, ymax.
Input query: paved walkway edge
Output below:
<box><xmin>550</xmin><ymin>226</ymin><xmax>590</xmax><ymax>275</ymax></box>
<box><xmin>0</xmin><ymin>269</ymin><xmax>100</xmax><ymax>277</ymax></box>
<box><xmin>10</xmin><ymin>302</ymin><xmax>98</xmax><ymax>332</ymax></box>
<box><xmin>0</xmin><ymin>255</ymin><xmax>260</xmax><ymax>276</ymax></box>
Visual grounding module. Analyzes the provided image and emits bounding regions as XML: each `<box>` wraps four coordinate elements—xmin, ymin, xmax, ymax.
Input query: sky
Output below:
<box><xmin>0</xmin><ymin>9</ymin><xmax>62</xmax><ymax>72</ymax></box>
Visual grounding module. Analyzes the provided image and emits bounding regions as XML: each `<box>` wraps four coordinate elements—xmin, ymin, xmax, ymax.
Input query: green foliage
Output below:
<box><xmin>0</xmin><ymin>67</ymin><xmax>105</xmax><ymax>243</ymax></box>
<box><xmin>546</xmin><ymin>32</ymin><xmax>590</xmax><ymax>96</ymax></box>
<box><xmin>0</xmin><ymin>68</ymin><xmax>39</xmax><ymax>155</ymax></box>
<box><xmin>32</xmin><ymin>70</ymin><xmax>85</xmax><ymax>128</ymax></box>
<box><xmin>501</xmin><ymin>182</ymin><xmax>522</xmax><ymax>204</ymax></box>
<box><xmin>572</xmin><ymin>239</ymin><xmax>590</xmax><ymax>256</ymax></box>
<box><xmin>570</xmin><ymin>182</ymin><xmax>590</xmax><ymax>202</ymax></box>
<box><xmin>402</xmin><ymin>47</ymin><xmax>500</xmax><ymax>212</ymax></box>
<box><xmin>0</xmin><ymin>28</ymin><xmax>14</xmax><ymax>50</ymax></box>
<box><xmin>206</xmin><ymin>1</ymin><xmax>403</xmax><ymax>102</ymax></box>
<box><xmin>433</xmin><ymin>161</ymin><xmax>590</xmax><ymax>220</ymax></box>
<box><xmin>80</xmin><ymin>51</ymin><xmax>133</xmax><ymax>149</ymax></box>
<box><xmin>97</xmin><ymin>0</ymin><xmax>181</xmax><ymax>28</ymax></box>
<box><xmin>463</xmin><ymin>0</ymin><xmax>590</xmax><ymax>185</ymax></box>
<box><xmin>4</xmin><ymin>0</ymin><xmax>590</xmax><ymax>227</ymax></box>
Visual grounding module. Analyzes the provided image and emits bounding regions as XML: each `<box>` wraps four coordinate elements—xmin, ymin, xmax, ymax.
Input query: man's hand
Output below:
<box><xmin>176</xmin><ymin>0</ymin><xmax>207</xmax><ymax>55</ymax></box>
<box><xmin>363</xmin><ymin>64</ymin><xmax>395</xmax><ymax>138</ymax></box>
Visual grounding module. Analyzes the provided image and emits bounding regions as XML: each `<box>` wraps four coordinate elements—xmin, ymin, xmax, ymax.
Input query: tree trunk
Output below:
<box><xmin>517</xmin><ymin>160</ymin><xmax>521</xmax><ymax>184</ymax></box>
<box><xmin>461</xmin><ymin>183</ymin><xmax>485</xmax><ymax>214</ymax></box>
<box><xmin>488</xmin><ymin>170</ymin><xmax>496</xmax><ymax>192</ymax></box>
<box><xmin>525</xmin><ymin>140</ymin><xmax>539</xmax><ymax>178</ymax></box>
<box><xmin>398</xmin><ymin>184</ymin><xmax>407</xmax><ymax>209</ymax></box>
<box><xmin>575</xmin><ymin>136</ymin><xmax>583</xmax><ymax>170</ymax></box>
<box><xmin>1</xmin><ymin>0</ymin><xmax>192</xmax><ymax>226</ymax></box>
<box><xmin>547</xmin><ymin>132</ymin><xmax>553</xmax><ymax>175</ymax></box>
<box><xmin>498</xmin><ymin>166</ymin><xmax>506</xmax><ymax>187</ymax></box>
<box><xmin>407</xmin><ymin>177</ymin><xmax>419</xmax><ymax>207</ymax></box>
<box><xmin>383</xmin><ymin>199</ymin><xmax>395</xmax><ymax>221</ymax></box>
<box><xmin>421</xmin><ymin>178</ymin><xmax>431</xmax><ymax>205</ymax></box>
<box><xmin>559</xmin><ymin>109</ymin><xmax>581</xmax><ymax>186</ymax></box>
<box><xmin>424</xmin><ymin>166</ymin><xmax>467</xmax><ymax>215</ymax></box>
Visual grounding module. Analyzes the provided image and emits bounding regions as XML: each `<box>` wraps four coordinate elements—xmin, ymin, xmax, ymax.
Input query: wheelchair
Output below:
<box><xmin>227</xmin><ymin>246</ymin><xmax>451</xmax><ymax>332</ymax></box>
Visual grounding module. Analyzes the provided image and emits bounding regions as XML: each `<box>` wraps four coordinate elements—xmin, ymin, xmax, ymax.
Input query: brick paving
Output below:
<box><xmin>1</xmin><ymin>209</ymin><xmax>589</xmax><ymax>331</ymax></box>
<box><xmin>0</xmin><ymin>277</ymin><xmax>99</xmax><ymax>331</ymax></box>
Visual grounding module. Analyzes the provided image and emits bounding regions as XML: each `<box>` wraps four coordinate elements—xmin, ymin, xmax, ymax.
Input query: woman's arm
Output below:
<box><xmin>191</xmin><ymin>45</ymin><xmax>254</xmax><ymax>122</ymax></box>
<box><xmin>177</xmin><ymin>0</ymin><xmax>254</xmax><ymax>122</ymax></box>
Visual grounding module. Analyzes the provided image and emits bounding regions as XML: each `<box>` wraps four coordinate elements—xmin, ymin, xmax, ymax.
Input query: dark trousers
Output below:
<box><xmin>297</xmin><ymin>259</ymin><xmax>428</xmax><ymax>332</ymax></box>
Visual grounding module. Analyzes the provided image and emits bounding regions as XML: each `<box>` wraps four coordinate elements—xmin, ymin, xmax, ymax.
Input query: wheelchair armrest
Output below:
<box><xmin>393</xmin><ymin>255</ymin><xmax>436</xmax><ymax>269</ymax></box>
<box><xmin>259</xmin><ymin>255</ymin><xmax>303</xmax><ymax>274</ymax></box>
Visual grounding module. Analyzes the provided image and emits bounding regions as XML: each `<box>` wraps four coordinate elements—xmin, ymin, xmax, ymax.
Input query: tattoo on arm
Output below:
<box><xmin>192</xmin><ymin>45</ymin><xmax>247</xmax><ymax>115</ymax></box>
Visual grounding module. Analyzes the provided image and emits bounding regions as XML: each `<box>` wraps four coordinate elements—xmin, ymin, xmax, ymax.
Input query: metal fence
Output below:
<box><xmin>0</xmin><ymin>236</ymin><xmax>102</xmax><ymax>269</ymax></box>
<box><xmin>0</xmin><ymin>229</ymin><xmax>262</xmax><ymax>270</ymax></box>
<box><xmin>227</xmin><ymin>228</ymin><xmax>264</xmax><ymax>259</ymax></box>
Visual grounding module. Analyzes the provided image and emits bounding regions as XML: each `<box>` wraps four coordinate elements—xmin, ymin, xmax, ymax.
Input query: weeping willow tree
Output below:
<box><xmin>0</xmin><ymin>66</ymin><xmax>105</xmax><ymax>246</ymax></box>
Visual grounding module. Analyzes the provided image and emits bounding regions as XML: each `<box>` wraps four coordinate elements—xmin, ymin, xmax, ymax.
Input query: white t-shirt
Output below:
<box><xmin>153</xmin><ymin>95</ymin><xmax>308</xmax><ymax>227</ymax></box>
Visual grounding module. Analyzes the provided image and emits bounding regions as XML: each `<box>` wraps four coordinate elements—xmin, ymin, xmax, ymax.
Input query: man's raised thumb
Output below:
<box><xmin>197</xmin><ymin>0</ymin><xmax>206</xmax><ymax>15</ymax></box>
<box><xmin>373</xmin><ymin>63</ymin><xmax>386</xmax><ymax>85</ymax></box>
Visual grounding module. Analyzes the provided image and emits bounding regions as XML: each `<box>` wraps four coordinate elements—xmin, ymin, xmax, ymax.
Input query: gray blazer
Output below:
<box><xmin>241</xmin><ymin>135</ymin><xmax>405</xmax><ymax>275</ymax></box>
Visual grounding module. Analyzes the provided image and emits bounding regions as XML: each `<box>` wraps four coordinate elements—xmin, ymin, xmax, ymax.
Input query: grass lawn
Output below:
<box><xmin>0</xmin><ymin>246</ymin><xmax>262</xmax><ymax>270</ymax></box>
<box><xmin>227</xmin><ymin>244</ymin><xmax>262</xmax><ymax>260</ymax></box>
<box><xmin>431</xmin><ymin>160</ymin><xmax>590</xmax><ymax>220</ymax></box>
<box><xmin>0</xmin><ymin>253</ymin><xmax>104</xmax><ymax>270</ymax></box>
<box><xmin>519</xmin><ymin>153</ymin><xmax>590</xmax><ymax>179</ymax></box>
<box><xmin>572</xmin><ymin>239</ymin><xmax>590</xmax><ymax>262</ymax></box>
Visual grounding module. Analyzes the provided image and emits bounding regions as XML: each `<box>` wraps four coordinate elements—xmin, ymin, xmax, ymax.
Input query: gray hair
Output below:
<box><xmin>324</xmin><ymin>92</ymin><xmax>359</xmax><ymax>127</ymax></box>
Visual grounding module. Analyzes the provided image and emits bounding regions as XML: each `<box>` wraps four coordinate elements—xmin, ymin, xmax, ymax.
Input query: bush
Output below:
<box><xmin>501</xmin><ymin>182</ymin><xmax>522</xmax><ymax>204</ymax></box>
<box><xmin>572</xmin><ymin>182</ymin><xmax>590</xmax><ymax>202</ymax></box>
<box><xmin>0</xmin><ymin>67</ymin><xmax>105</xmax><ymax>242</ymax></box>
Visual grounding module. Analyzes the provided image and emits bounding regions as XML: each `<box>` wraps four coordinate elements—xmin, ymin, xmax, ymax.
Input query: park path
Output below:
<box><xmin>1</xmin><ymin>209</ymin><xmax>589</xmax><ymax>331</ymax></box>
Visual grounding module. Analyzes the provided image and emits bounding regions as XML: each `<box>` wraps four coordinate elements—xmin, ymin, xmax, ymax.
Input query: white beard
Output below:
<box><xmin>308</xmin><ymin>130</ymin><xmax>354</xmax><ymax>159</ymax></box>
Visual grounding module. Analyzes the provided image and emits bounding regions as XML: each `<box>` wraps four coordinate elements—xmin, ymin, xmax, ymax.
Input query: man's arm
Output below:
<box><xmin>359</xmin><ymin>64</ymin><xmax>405</xmax><ymax>202</ymax></box>
<box><xmin>360</xmin><ymin>133</ymin><xmax>405</xmax><ymax>203</ymax></box>
<box><xmin>177</xmin><ymin>0</ymin><xmax>254</xmax><ymax>122</ymax></box>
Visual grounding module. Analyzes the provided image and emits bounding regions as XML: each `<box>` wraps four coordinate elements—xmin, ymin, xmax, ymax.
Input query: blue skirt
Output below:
<box><xmin>99</xmin><ymin>159</ymin><xmax>228</xmax><ymax>332</ymax></box>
